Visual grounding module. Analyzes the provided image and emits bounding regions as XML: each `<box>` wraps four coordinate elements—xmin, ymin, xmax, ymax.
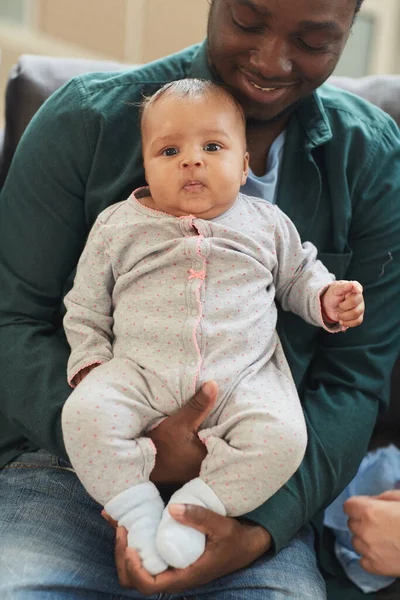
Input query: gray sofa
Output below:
<box><xmin>0</xmin><ymin>54</ymin><xmax>399</xmax><ymax>599</ymax></box>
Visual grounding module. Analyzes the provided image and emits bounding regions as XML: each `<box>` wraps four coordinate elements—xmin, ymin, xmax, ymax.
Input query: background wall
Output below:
<box><xmin>32</xmin><ymin>0</ymin><xmax>210</xmax><ymax>64</ymax></box>
<box><xmin>143</xmin><ymin>0</ymin><xmax>209</xmax><ymax>63</ymax></box>
<box><xmin>0</xmin><ymin>0</ymin><xmax>399</xmax><ymax>72</ymax></box>
<box><xmin>335</xmin><ymin>0</ymin><xmax>400</xmax><ymax>76</ymax></box>
<box><xmin>0</xmin><ymin>0</ymin><xmax>399</xmax><ymax>126</ymax></box>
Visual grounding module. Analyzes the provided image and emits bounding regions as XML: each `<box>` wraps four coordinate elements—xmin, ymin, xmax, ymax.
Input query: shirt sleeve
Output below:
<box><xmin>0</xmin><ymin>78</ymin><xmax>93</xmax><ymax>459</ymax></box>
<box><xmin>272</xmin><ymin>206</ymin><xmax>338</xmax><ymax>331</ymax></box>
<box><xmin>64</xmin><ymin>218</ymin><xmax>115</xmax><ymax>386</ymax></box>
<box><xmin>245</xmin><ymin>119</ymin><xmax>400</xmax><ymax>553</ymax></box>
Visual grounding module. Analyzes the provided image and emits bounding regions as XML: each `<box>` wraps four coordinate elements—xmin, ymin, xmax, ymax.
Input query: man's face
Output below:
<box><xmin>208</xmin><ymin>0</ymin><xmax>356</xmax><ymax>122</ymax></box>
<box><xmin>142</xmin><ymin>94</ymin><xmax>249</xmax><ymax>219</ymax></box>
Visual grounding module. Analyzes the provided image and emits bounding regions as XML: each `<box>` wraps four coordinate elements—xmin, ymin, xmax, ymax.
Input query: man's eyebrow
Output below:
<box><xmin>236</xmin><ymin>0</ymin><xmax>272</xmax><ymax>17</ymax></box>
<box><xmin>298</xmin><ymin>20</ymin><xmax>342</xmax><ymax>33</ymax></box>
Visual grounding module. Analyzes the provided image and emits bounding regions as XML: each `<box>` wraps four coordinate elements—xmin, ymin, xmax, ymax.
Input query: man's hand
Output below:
<box><xmin>344</xmin><ymin>491</ymin><xmax>400</xmax><ymax>576</ymax></box>
<box><xmin>146</xmin><ymin>381</ymin><xmax>218</xmax><ymax>486</ymax></box>
<box><xmin>109</xmin><ymin>504</ymin><xmax>271</xmax><ymax>595</ymax></box>
<box><xmin>321</xmin><ymin>280</ymin><xmax>364</xmax><ymax>327</ymax></box>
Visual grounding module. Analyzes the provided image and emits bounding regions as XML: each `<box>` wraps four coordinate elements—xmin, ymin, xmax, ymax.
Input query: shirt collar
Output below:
<box><xmin>189</xmin><ymin>39</ymin><xmax>333</xmax><ymax>150</ymax></box>
<box><xmin>296</xmin><ymin>88</ymin><xmax>333</xmax><ymax>149</ymax></box>
<box><xmin>189</xmin><ymin>39</ymin><xmax>215</xmax><ymax>81</ymax></box>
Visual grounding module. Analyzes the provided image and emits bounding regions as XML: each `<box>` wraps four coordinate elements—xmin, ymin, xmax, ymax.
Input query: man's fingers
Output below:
<box><xmin>101</xmin><ymin>509</ymin><xmax>118</xmax><ymax>529</ymax></box>
<box><xmin>169</xmin><ymin>503</ymin><xmax>228</xmax><ymax>535</ymax></box>
<box><xmin>376</xmin><ymin>489</ymin><xmax>400</xmax><ymax>502</ymax></box>
<box><xmin>176</xmin><ymin>381</ymin><xmax>219</xmax><ymax>431</ymax></box>
<box><xmin>360</xmin><ymin>556</ymin><xmax>377</xmax><ymax>575</ymax></box>
<box><xmin>343</xmin><ymin>495</ymin><xmax>372</xmax><ymax>517</ymax></box>
<box><xmin>115</xmin><ymin>526</ymin><xmax>129</xmax><ymax>564</ymax></box>
<box><xmin>116</xmin><ymin>542</ymin><xmax>196</xmax><ymax>596</ymax></box>
<box><xmin>114</xmin><ymin>526</ymin><xmax>156</xmax><ymax>591</ymax></box>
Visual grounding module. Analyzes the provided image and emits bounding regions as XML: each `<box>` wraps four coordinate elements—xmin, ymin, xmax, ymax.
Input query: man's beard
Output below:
<box><xmin>244</xmin><ymin>97</ymin><xmax>307</xmax><ymax>126</ymax></box>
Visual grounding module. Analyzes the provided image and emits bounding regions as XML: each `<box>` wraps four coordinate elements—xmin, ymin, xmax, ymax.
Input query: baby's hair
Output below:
<box><xmin>140</xmin><ymin>78</ymin><xmax>246</xmax><ymax>133</ymax></box>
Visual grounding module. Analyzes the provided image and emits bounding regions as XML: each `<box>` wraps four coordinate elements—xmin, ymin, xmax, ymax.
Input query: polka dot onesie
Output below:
<box><xmin>62</xmin><ymin>188</ymin><xmax>339</xmax><ymax>570</ymax></box>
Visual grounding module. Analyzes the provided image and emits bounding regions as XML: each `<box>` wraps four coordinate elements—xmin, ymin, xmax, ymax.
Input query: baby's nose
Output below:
<box><xmin>180</xmin><ymin>155</ymin><xmax>203</xmax><ymax>168</ymax></box>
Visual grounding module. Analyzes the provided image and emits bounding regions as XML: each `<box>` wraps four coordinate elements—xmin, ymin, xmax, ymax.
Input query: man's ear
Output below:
<box><xmin>241</xmin><ymin>151</ymin><xmax>250</xmax><ymax>185</ymax></box>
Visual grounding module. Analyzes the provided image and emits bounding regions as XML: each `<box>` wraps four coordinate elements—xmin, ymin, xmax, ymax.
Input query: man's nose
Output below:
<box><xmin>250</xmin><ymin>33</ymin><xmax>292</xmax><ymax>79</ymax></box>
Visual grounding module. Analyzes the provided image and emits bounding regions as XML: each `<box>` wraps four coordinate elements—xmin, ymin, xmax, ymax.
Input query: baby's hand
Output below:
<box><xmin>321</xmin><ymin>280</ymin><xmax>364</xmax><ymax>328</ymax></box>
<box><xmin>73</xmin><ymin>364</ymin><xmax>98</xmax><ymax>386</ymax></box>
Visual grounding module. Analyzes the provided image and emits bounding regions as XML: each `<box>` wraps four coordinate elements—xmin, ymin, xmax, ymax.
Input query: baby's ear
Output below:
<box><xmin>241</xmin><ymin>151</ymin><xmax>250</xmax><ymax>185</ymax></box>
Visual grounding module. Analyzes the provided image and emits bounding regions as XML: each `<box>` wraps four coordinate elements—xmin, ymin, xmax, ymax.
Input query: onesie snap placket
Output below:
<box><xmin>180</xmin><ymin>220</ymin><xmax>208</xmax><ymax>399</ymax></box>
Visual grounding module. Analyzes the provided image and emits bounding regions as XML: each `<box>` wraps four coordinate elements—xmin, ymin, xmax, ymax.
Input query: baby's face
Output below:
<box><xmin>141</xmin><ymin>93</ymin><xmax>249</xmax><ymax>219</ymax></box>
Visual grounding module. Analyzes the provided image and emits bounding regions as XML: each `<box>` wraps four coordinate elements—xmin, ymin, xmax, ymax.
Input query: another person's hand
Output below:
<box><xmin>105</xmin><ymin>504</ymin><xmax>271</xmax><ymax>595</ymax></box>
<box><xmin>344</xmin><ymin>490</ymin><xmax>400</xmax><ymax>576</ymax></box>
<box><xmin>73</xmin><ymin>364</ymin><xmax>98</xmax><ymax>385</ymax></box>
<box><xmin>321</xmin><ymin>280</ymin><xmax>364</xmax><ymax>327</ymax></box>
<box><xmin>146</xmin><ymin>381</ymin><xmax>218</xmax><ymax>486</ymax></box>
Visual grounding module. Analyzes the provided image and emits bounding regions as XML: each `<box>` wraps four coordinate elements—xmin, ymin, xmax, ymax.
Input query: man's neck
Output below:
<box><xmin>246</xmin><ymin>118</ymin><xmax>288</xmax><ymax>176</ymax></box>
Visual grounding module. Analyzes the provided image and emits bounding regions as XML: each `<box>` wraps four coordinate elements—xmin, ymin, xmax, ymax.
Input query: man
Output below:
<box><xmin>0</xmin><ymin>0</ymin><xmax>399</xmax><ymax>598</ymax></box>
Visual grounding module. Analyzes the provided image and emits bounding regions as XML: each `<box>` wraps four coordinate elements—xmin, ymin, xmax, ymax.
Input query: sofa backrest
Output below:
<box><xmin>330</xmin><ymin>74</ymin><xmax>400</xmax><ymax>127</ymax></box>
<box><xmin>0</xmin><ymin>55</ymin><xmax>136</xmax><ymax>187</ymax></box>
<box><xmin>1</xmin><ymin>55</ymin><xmax>400</xmax><ymax>185</ymax></box>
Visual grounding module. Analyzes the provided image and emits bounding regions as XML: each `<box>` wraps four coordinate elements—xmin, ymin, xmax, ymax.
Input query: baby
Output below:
<box><xmin>62</xmin><ymin>79</ymin><xmax>364</xmax><ymax>575</ymax></box>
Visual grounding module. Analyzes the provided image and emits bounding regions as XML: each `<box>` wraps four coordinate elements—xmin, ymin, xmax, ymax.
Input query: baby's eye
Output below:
<box><xmin>204</xmin><ymin>143</ymin><xmax>221</xmax><ymax>152</ymax></box>
<box><xmin>162</xmin><ymin>147</ymin><xmax>179</xmax><ymax>156</ymax></box>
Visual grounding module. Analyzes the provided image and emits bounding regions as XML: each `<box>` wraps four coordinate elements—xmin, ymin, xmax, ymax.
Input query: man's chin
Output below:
<box><xmin>240</xmin><ymin>96</ymin><xmax>308</xmax><ymax>125</ymax></box>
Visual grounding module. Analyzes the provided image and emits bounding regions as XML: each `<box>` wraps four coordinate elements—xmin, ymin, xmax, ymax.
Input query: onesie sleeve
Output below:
<box><xmin>272</xmin><ymin>207</ymin><xmax>340</xmax><ymax>332</ymax></box>
<box><xmin>64</xmin><ymin>217</ymin><xmax>115</xmax><ymax>386</ymax></box>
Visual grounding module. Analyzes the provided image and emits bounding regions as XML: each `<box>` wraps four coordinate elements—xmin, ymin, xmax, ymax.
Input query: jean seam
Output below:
<box><xmin>2</xmin><ymin>464</ymin><xmax>75</xmax><ymax>473</ymax></box>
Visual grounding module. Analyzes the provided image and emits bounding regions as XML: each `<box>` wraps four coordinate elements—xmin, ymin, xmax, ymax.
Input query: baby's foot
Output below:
<box><xmin>105</xmin><ymin>482</ymin><xmax>168</xmax><ymax>575</ymax></box>
<box><xmin>156</xmin><ymin>478</ymin><xmax>226</xmax><ymax>569</ymax></box>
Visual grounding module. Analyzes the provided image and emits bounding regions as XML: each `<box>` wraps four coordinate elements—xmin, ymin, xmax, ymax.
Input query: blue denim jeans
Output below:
<box><xmin>0</xmin><ymin>450</ymin><xmax>326</xmax><ymax>599</ymax></box>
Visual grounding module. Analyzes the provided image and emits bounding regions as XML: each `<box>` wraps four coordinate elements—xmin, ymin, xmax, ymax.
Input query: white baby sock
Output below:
<box><xmin>156</xmin><ymin>477</ymin><xmax>226</xmax><ymax>569</ymax></box>
<box><xmin>105</xmin><ymin>482</ymin><xmax>168</xmax><ymax>575</ymax></box>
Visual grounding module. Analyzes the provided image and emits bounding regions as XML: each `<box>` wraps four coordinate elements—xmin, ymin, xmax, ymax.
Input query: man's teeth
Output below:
<box><xmin>251</xmin><ymin>81</ymin><xmax>278</xmax><ymax>91</ymax></box>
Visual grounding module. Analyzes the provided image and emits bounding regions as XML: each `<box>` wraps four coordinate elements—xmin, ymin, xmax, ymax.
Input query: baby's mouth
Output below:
<box><xmin>183</xmin><ymin>181</ymin><xmax>205</xmax><ymax>191</ymax></box>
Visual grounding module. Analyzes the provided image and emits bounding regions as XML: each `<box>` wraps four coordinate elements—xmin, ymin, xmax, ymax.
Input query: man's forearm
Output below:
<box><xmin>243</xmin><ymin>384</ymin><xmax>379</xmax><ymax>553</ymax></box>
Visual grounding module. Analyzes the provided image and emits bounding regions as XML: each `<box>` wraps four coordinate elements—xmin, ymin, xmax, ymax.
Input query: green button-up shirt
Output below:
<box><xmin>0</xmin><ymin>42</ymin><xmax>399</xmax><ymax>568</ymax></box>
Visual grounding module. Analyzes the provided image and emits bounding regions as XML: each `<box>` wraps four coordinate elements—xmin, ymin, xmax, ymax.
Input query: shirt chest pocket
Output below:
<box><xmin>317</xmin><ymin>251</ymin><xmax>353</xmax><ymax>280</ymax></box>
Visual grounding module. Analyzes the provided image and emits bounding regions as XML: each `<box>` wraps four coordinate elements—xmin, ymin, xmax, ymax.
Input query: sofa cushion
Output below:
<box><xmin>0</xmin><ymin>55</ymin><xmax>134</xmax><ymax>187</ymax></box>
<box><xmin>330</xmin><ymin>75</ymin><xmax>400</xmax><ymax>127</ymax></box>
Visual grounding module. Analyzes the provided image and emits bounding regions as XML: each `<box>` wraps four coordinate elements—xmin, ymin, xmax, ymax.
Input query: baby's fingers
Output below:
<box><xmin>330</xmin><ymin>280</ymin><xmax>355</xmax><ymax>298</ymax></box>
<box><xmin>350</xmin><ymin>281</ymin><xmax>363</xmax><ymax>295</ymax></box>
<box><xmin>337</xmin><ymin>301</ymin><xmax>365</xmax><ymax>328</ymax></box>
<box><xmin>338</xmin><ymin>292</ymin><xmax>364</xmax><ymax>312</ymax></box>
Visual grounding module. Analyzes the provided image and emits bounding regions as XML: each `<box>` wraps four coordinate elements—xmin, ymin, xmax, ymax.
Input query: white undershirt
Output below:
<box><xmin>241</xmin><ymin>130</ymin><xmax>286</xmax><ymax>204</ymax></box>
